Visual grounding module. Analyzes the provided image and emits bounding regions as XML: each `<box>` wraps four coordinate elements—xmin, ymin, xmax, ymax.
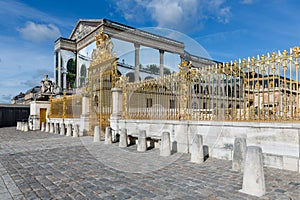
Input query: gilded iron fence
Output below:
<box><xmin>49</xmin><ymin>93</ymin><xmax>82</xmax><ymax>118</ymax></box>
<box><xmin>117</xmin><ymin>46</ymin><xmax>300</xmax><ymax>122</ymax></box>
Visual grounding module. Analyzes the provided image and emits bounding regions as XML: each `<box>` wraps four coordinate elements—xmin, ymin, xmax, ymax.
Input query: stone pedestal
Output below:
<box><xmin>49</xmin><ymin>123</ymin><xmax>54</xmax><ymax>133</ymax></box>
<box><xmin>73</xmin><ymin>124</ymin><xmax>79</xmax><ymax>137</ymax></box>
<box><xmin>24</xmin><ymin>122</ymin><xmax>29</xmax><ymax>132</ymax></box>
<box><xmin>60</xmin><ymin>124</ymin><xmax>65</xmax><ymax>135</ymax></box>
<box><xmin>54</xmin><ymin>123</ymin><xmax>59</xmax><ymax>134</ymax></box>
<box><xmin>137</xmin><ymin>130</ymin><xmax>147</xmax><ymax>152</ymax></box>
<box><xmin>119</xmin><ymin>128</ymin><xmax>128</xmax><ymax>148</ymax></box>
<box><xmin>232</xmin><ymin>138</ymin><xmax>247</xmax><ymax>171</ymax></box>
<box><xmin>240</xmin><ymin>146</ymin><xmax>265</xmax><ymax>197</ymax></box>
<box><xmin>160</xmin><ymin>132</ymin><xmax>171</xmax><ymax>156</ymax></box>
<box><xmin>105</xmin><ymin>127</ymin><xmax>112</xmax><ymax>144</ymax></box>
<box><xmin>66</xmin><ymin>124</ymin><xmax>72</xmax><ymax>136</ymax></box>
<box><xmin>41</xmin><ymin>122</ymin><xmax>45</xmax><ymax>132</ymax></box>
<box><xmin>45</xmin><ymin>122</ymin><xmax>50</xmax><ymax>132</ymax></box>
<box><xmin>190</xmin><ymin>134</ymin><xmax>204</xmax><ymax>163</ymax></box>
<box><xmin>94</xmin><ymin>126</ymin><xmax>100</xmax><ymax>142</ymax></box>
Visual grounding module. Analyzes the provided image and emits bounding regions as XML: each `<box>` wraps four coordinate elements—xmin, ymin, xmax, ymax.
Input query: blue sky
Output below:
<box><xmin>1</xmin><ymin>0</ymin><xmax>300</xmax><ymax>103</ymax></box>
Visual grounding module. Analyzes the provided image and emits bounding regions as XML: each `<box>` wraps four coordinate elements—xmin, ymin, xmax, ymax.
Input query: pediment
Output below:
<box><xmin>69</xmin><ymin>19</ymin><xmax>103</xmax><ymax>41</ymax></box>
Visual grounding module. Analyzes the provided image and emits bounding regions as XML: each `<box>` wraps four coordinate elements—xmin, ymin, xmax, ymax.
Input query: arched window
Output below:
<box><xmin>67</xmin><ymin>58</ymin><xmax>76</xmax><ymax>89</ymax></box>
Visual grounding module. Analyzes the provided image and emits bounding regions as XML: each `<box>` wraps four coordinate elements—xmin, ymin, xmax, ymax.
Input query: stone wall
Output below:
<box><xmin>111</xmin><ymin>119</ymin><xmax>300</xmax><ymax>172</ymax></box>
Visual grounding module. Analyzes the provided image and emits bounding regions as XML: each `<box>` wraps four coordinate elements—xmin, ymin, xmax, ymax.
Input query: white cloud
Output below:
<box><xmin>18</xmin><ymin>21</ymin><xmax>61</xmax><ymax>42</ymax></box>
<box><xmin>113</xmin><ymin>0</ymin><xmax>231</xmax><ymax>32</ymax></box>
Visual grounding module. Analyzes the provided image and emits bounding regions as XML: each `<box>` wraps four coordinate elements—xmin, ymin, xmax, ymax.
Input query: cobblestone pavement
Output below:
<box><xmin>0</xmin><ymin>127</ymin><xmax>300</xmax><ymax>199</ymax></box>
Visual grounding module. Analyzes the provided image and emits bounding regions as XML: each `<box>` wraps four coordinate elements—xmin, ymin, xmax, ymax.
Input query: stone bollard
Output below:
<box><xmin>60</xmin><ymin>124</ymin><xmax>65</xmax><ymax>135</ymax></box>
<box><xmin>160</xmin><ymin>132</ymin><xmax>171</xmax><ymax>156</ymax></box>
<box><xmin>119</xmin><ymin>128</ymin><xmax>128</xmax><ymax>148</ymax></box>
<box><xmin>105</xmin><ymin>127</ymin><xmax>112</xmax><ymax>144</ymax></box>
<box><xmin>41</xmin><ymin>122</ymin><xmax>45</xmax><ymax>132</ymax></box>
<box><xmin>66</xmin><ymin>124</ymin><xmax>72</xmax><ymax>137</ymax></box>
<box><xmin>54</xmin><ymin>123</ymin><xmax>59</xmax><ymax>134</ymax></box>
<box><xmin>73</xmin><ymin>124</ymin><xmax>79</xmax><ymax>138</ymax></box>
<box><xmin>16</xmin><ymin>122</ymin><xmax>20</xmax><ymax>130</ymax></box>
<box><xmin>21</xmin><ymin>122</ymin><xmax>25</xmax><ymax>131</ymax></box>
<box><xmin>137</xmin><ymin>130</ymin><xmax>147</xmax><ymax>152</ymax></box>
<box><xmin>94</xmin><ymin>126</ymin><xmax>101</xmax><ymax>142</ymax></box>
<box><xmin>49</xmin><ymin>123</ymin><xmax>54</xmax><ymax>133</ymax></box>
<box><xmin>232</xmin><ymin>138</ymin><xmax>247</xmax><ymax>172</ymax></box>
<box><xmin>190</xmin><ymin>134</ymin><xmax>204</xmax><ymax>163</ymax></box>
<box><xmin>45</xmin><ymin>122</ymin><xmax>50</xmax><ymax>132</ymax></box>
<box><xmin>24</xmin><ymin>122</ymin><xmax>29</xmax><ymax>132</ymax></box>
<box><xmin>240</xmin><ymin>146</ymin><xmax>265</xmax><ymax>197</ymax></box>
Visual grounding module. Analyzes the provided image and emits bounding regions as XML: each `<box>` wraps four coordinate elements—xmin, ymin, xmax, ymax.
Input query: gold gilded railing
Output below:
<box><xmin>117</xmin><ymin>46</ymin><xmax>300</xmax><ymax>122</ymax></box>
<box><xmin>49</xmin><ymin>93</ymin><xmax>82</xmax><ymax>118</ymax></box>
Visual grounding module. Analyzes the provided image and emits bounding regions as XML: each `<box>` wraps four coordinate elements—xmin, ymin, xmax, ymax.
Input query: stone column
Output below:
<box><xmin>240</xmin><ymin>146</ymin><xmax>265</xmax><ymax>197</ymax></box>
<box><xmin>105</xmin><ymin>127</ymin><xmax>112</xmax><ymax>144</ymax></box>
<box><xmin>94</xmin><ymin>126</ymin><xmax>100</xmax><ymax>142</ymax></box>
<box><xmin>111</xmin><ymin>88</ymin><xmax>122</xmax><ymax>119</ymax></box>
<box><xmin>60</xmin><ymin>123</ymin><xmax>65</xmax><ymax>135</ymax></box>
<box><xmin>62</xmin><ymin>70</ymin><xmax>67</xmax><ymax>91</ymax></box>
<box><xmin>232</xmin><ymin>138</ymin><xmax>247</xmax><ymax>172</ymax></box>
<box><xmin>137</xmin><ymin>130</ymin><xmax>147</xmax><ymax>152</ymax></box>
<box><xmin>41</xmin><ymin>122</ymin><xmax>45</xmax><ymax>132</ymax></box>
<box><xmin>119</xmin><ymin>128</ymin><xmax>128</xmax><ymax>148</ymax></box>
<box><xmin>73</xmin><ymin>124</ymin><xmax>79</xmax><ymax>137</ymax></box>
<box><xmin>159</xmin><ymin>50</ymin><xmax>164</xmax><ymax>77</ymax></box>
<box><xmin>66</xmin><ymin>124</ymin><xmax>72</xmax><ymax>136</ymax></box>
<box><xmin>190</xmin><ymin>134</ymin><xmax>204</xmax><ymax>163</ymax></box>
<box><xmin>80</xmin><ymin>94</ymin><xmax>89</xmax><ymax>136</ymax></box>
<box><xmin>160</xmin><ymin>132</ymin><xmax>171</xmax><ymax>156</ymax></box>
<box><xmin>58</xmin><ymin>50</ymin><xmax>62</xmax><ymax>89</ymax></box>
<box><xmin>45</xmin><ymin>122</ymin><xmax>50</xmax><ymax>132</ymax></box>
<box><xmin>134</xmin><ymin>43</ymin><xmax>140</xmax><ymax>82</ymax></box>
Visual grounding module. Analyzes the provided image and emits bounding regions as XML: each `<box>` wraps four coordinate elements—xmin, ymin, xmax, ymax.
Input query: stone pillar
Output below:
<box><xmin>41</xmin><ymin>122</ymin><xmax>45</xmax><ymax>132</ymax></box>
<box><xmin>137</xmin><ymin>130</ymin><xmax>147</xmax><ymax>152</ymax></box>
<box><xmin>134</xmin><ymin>43</ymin><xmax>140</xmax><ymax>82</ymax></box>
<box><xmin>119</xmin><ymin>128</ymin><xmax>128</xmax><ymax>148</ymax></box>
<box><xmin>45</xmin><ymin>122</ymin><xmax>50</xmax><ymax>132</ymax></box>
<box><xmin>73</xmin><ymin>124</ymin><xmax>79</xmax><ymax>137</ymax></box>
<box><xmin>24</xmin><ymin>122</ymin><xmax>29</xmax><ymax>132</ymax></box>
<box><xmin>62</xmin><ymin>70</ymin><xmax>67</xmax><ymax>91</ymax></box>
<box><xmin>58</xmin><ymin>50</ymin><xmax>62</xmax><ymax>89</ymax></box>
<box><xmin>111</xmin><ymin>88</ymin><xmax>122</xmax><ymax>119</ymax></box>
<box><xmin>159</xmin><ymin>50</ymin><xmax>164</xmax><ymax>77</ymax></box>
<box><xmin>66</xmin><ymin>124</ymin><xmax>72</xmax><ymax>136</ymax></box>
<box><xmin>190</xmin><ymin>134</ymin><xmax>204</xmax><ymax>163</ymax></box>
<box><xmin>49</xmin><ymin>123</ymin><xmax>54</xmax><ymax>133</ymax></box>
<box><xmin>80</xmin><ymin>94</ymin><xmax>89</xmax><ymax>136</ymax></box>
<box><xmin>160</xmin><ymin>132</ymin><xmax>171</xmax><ymax>156</ymax></box>
<box><xmin>94</xmin><ymin>126</ymin><xmax>101</xmax><ymax>142</ymax></box>
<box><xmin>105</xmin><ymin>127</ymin><xmax>112</xmax><ymax>144</ymax></box>
<box><xmin>232</xmin><ymin>138</ymin><xmax>247</xmax><ymax>172</ymax></box>
<box><xmin>60</xmin><ymin>123</ymin><xmax>65</xmax><ymax>135</ymax></box>
<box><xmin>54</xmin><ymin>123</ymin><xmax>59</xmax><ymax>134</ymax></box>
<box><xmin>240</xmin><ymin>146</ymin><xmax>265</xmax><ymax>197</ymax></box>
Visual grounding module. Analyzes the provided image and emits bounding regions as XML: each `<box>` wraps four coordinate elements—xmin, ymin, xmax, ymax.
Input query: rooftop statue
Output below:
<box><xmin>41</xmin><ymin>75</ymin><xmax>54</xmax><ymax>94</ymax></box>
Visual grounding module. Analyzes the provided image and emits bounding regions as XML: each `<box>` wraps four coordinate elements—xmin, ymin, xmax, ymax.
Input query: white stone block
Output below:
<box><xmin>105</xmin><ymin>127</ymin><xmax>112</xmax><ymax>144</ymax></box>
<box><xmin>190</xmin><ymin>134</ymin><xmax>204</xmax><ymax>164</ymax></box>
<box><xmin>137</xmin><ymin>130</ymin><xmax>147</xmax><ymax>152</ymax></box>
<box><xmin>93</xmin><ymin>126</ymin><xmax>101</xmax><ymax>142</ymax></box>
<box><xmin>232</xmin><ymin>138</ymin><xmax>247</xmax><ymax>172</ymax></box>
<box><xmin>283</xmin><ymin>156</ymin><xmax>298</xmax><ymax>172</ymax></box>
<box><xmin>160</xmin><ymin>132</ymin><xmax>171</xmax><ymax>156</ymax></box>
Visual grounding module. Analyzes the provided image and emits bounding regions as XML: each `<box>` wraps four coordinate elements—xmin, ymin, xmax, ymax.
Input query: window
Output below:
<box><xmin>146</xmin><ymin>98</ymin><xmax>152</xmax><ymax>108</ymax></box>
<box><xmin>170</xmin><ymin>99</ymin><xmax>175</xmax><ymax>109</ymax></box>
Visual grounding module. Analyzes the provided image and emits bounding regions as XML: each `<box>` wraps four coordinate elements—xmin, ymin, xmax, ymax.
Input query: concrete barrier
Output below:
<box><xmin>160</xmin><ymin>132</ymin><xmax>171</xmax><ymax>156</ymax></box>
<box><xmin>240</xmin><ymin>146</ymin><xmax>265</xmax><ymax>197</ymax></box>
<box><xmin>190</xmin><ymin>134</ymin><xmax>204</xmax><ymax>163</ymax></box>
<box><xmin>94</xmin><ymin>126</ymin><xmax>101</xmax><ymax>142</ymax></box>
<box><xmin>105</xmin><ymin>127</ymin><xmax>112</xmax><ymax>144</ymax></box>
<box><xmin>232</xmin><ymin>138</ymin><xmax>247</xmax><ymax>172</ymax></box>
<box><xmin>119</xmin><ymin>128</ymin><xmax>128</xmax><ymax>148</ymax></box>
<box><xmin>137</xmin><ymin>130</ymin><xmax>147</xmax><ymax>152</ymax></box>
<box><xmin>60</xmin><ymin>124</ymin><xmax>65</xmax><ymax>135</ymax></box>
